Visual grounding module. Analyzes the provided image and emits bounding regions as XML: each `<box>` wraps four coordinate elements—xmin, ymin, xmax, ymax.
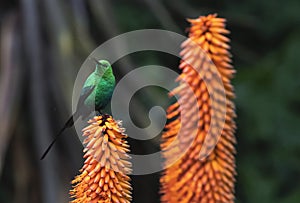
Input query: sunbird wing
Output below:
<box><xmin>76</xmin><ymin>85</ymin><xmax>96</xmax><ymax>109</ymax></box>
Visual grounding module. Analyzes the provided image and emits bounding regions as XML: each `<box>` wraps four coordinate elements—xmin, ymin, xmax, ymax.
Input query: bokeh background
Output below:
<box><xmin>0</xmin><ymin>0</ymin><xmax>300</xmax><ymax>203</ymax></box>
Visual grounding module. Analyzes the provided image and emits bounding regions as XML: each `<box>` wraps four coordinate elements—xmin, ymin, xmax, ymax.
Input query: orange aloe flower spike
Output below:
<box><xmin>70</xmin><ymin>115</ymin><xmax>132</xmax><ymax>203</ymax></box>
<box><xmin>160</xmin><ymin>14</ymin><xmax>236</xmax><ymax>203</ymax></box>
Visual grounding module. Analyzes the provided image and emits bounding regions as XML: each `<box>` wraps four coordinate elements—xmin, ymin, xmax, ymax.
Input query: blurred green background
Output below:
<box><xmin>0</xmin><ymin>0</ymin><xmax>300</xmax><ymax>203</ymax></box>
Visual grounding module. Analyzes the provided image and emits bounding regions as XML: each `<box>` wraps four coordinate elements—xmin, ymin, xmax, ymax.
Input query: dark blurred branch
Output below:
<box><xmin>21</xmin><ymin>0</ymin><xmax>60</xmax><ymax>202</ymax></box>
<box><xmin>42</xmin><ymin>0</ymin><xmax>75</xmax><ymax>98</ymax></box>
<box><xmin>43</xmin><ymin>0</ymin><xmax>73</xmax><ymax>56</ymax></box>
<box><xmin>13</xmin><ymin>123</ymin><xmax>31</xmax><ymax>203</ymax></box>
<box><xmin>0</xmin><ymin>13</ymin><xmax>22</xmax><ymax>175</ymax></box>
<box><xmin>143</xmin><ymin>0</ymin><xmax>182</xmax><ymax>33</ymax></box>
<box><xmin>88</xmin><ymin>0</ymin><xmax>135</xmax><ymax>72</ymax></box>
<box><xmin>70</xmin><ymin>0</ymin><xmax>94</xmax><ymax>54</ymax></box>
<box><xmin>165</xmin><ymin>0</ymin><xmax>209</xmax><ymax>18</ymax></box>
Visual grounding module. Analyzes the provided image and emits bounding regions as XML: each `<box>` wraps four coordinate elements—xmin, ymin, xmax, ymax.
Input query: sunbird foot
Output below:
<box><xmin>103</xmin><ymin>114</ymin><xmax>110</xmax><ymax>119</ymax></box>
<box><xmin>95</xmin><ymin>110</ymin><xmax>102</xmax><ymax>116</ymax></box>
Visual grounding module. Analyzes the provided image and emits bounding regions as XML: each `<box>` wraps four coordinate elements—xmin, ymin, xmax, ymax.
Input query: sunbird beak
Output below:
<box><xmin>90</xmin><ymin>58</ymin><xmax>110</xmax><ymax>69</ymax></box>
<box><xmin>91</xmin><ymin>57</ymin><xmax>101</xmax><ymax>66</ymax></box>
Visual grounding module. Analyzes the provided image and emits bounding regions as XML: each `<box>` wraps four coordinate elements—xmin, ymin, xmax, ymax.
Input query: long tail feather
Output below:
<box><xmin>40</xmin><ymin>111</ymin><xmax>79</xmax><ymax>160</ymax></box>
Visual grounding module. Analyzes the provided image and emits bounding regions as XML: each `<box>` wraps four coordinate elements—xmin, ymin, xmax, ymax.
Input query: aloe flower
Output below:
<box><xmin>161</xmin><ymin>14</ymin><xmax>236</xmax><ymax>203</ymax></box>
<box><xmin>70</xmin><ymin>115</ymin><xmax>132</xmax><ymax>203</ymax></box>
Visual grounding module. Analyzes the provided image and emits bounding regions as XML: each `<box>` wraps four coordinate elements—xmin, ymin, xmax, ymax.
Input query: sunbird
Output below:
<box><xmin>40</xmin><ymin>59</ymin><xmax>116</xmax><ymax>160</ymax></box>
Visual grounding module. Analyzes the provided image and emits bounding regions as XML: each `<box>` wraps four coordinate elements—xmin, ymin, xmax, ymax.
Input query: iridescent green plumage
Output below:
<box><xmin>41</xmin><ymin>59</ymin><xmax>115</xmax><ymax>159</ymax></box>
<box><xmin>82</xmin><ymin>60</ymin><xmax>115</xmax><ymax>110</ymax></box>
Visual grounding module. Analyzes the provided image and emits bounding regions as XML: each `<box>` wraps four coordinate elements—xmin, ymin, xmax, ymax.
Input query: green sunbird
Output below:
<box><xmin>41</xmin><ymin>59</ymin><xmax>115</xmax><ymax>159</ymax></box>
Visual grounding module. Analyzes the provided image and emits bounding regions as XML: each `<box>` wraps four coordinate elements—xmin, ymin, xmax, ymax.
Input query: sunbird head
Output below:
<box><xmin>93</xmin><ymin>59</ymin><xmax>113</xmax><ymax>77</ymax></box>
<box><xmin>97</xmin><ymin>60</ymin><xmax>111</xmax><ymax>69</ymax></box>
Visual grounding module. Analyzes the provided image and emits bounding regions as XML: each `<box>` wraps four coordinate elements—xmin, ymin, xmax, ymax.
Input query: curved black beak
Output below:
<box><xmin>90</xmin><ymin>57</ymin><xmax>101</xmax><ymax>65</ymax></box>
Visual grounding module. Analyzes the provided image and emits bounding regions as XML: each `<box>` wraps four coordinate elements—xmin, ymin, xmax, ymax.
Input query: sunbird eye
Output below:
<box><xmin>101</xmin><ymin>63</ymin><xmax>109</xmax><ymax>68</ymax></box>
